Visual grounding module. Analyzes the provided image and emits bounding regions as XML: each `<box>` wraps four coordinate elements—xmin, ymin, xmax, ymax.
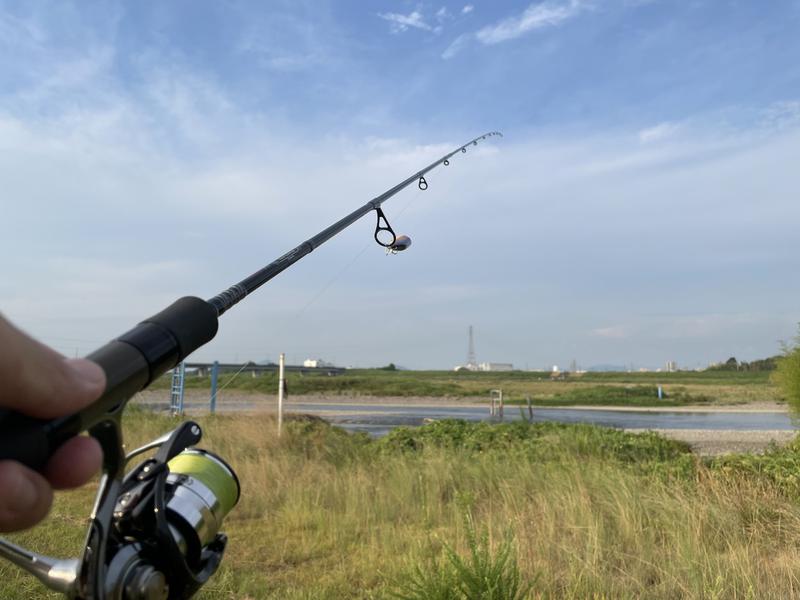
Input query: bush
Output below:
<box><xmin>772</xmin><ymin>327</ymin><xmax>800</xmax><ymax>410</ymax></box>
<box><xmin>707</xmin><ymin>440</ymin><xmax>800</xmax><ymax>498</ymax></box>
<box><xmin>530</xmin><ymin>384</ymin><xmax>712</xmax><ymax>407</ymax></box>
<box><xmin>377</xmin><ymin>419</ymin><xmax>693</xmax><ymax>469</ymax></box>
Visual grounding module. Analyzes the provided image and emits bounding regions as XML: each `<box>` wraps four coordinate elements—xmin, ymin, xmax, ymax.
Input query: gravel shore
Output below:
<box><xmin>626</xmin><ymin>428</ymin><xmax>795</xmax><ymax>456</ymax></box>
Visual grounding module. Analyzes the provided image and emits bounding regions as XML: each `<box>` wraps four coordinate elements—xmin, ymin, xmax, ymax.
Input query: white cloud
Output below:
<box><xmin>442</xmin><ymin>33</ymin><xmax>472</xmax><ymax>59</ymax></box>
<box><xmin>0</xmin><ymin>10</ymin><xmax>47</xmax><ymax>47</ymax></box>
<box><xmin>5</xmin><ymin>104</ymin><xmax>800</xmax><ymax>367</ymax></box>
<box><xmin>476</xmin><ymin>0</ymin><xmax>584</xmax><ymax>45</ymax></box>
<box><xmin>436</xmin><ymin>7</ymin><xmax>450</xmax><ymax>22</ymax></box>
<box><xmin>638</xmin><ymin>121</ymin><xmax>682</xmax><ymax>143</ymax></box>
<box><xmin>761</xmin><ymin>100</ymin><xmax>800</xmax><ymax>130</ymax></box>
<box><xmin>443</xmin><ymin>1</ymin><xmax>583</xmax><ymax>59</ymax></box>
<box><xmin>378</xmin><ymin>11</ymin><xmax>433</xmax><ymax>33</ymax></box>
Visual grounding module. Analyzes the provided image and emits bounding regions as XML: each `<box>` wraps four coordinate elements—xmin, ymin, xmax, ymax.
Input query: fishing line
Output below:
<box><xmin>292</xmin><ymin>185</ymin><xmax>425</xmax><ymax>319</ymax></box>
<box><xmin>209</xmin><ymin>361</ymin><xmax>253</xmax><ymax>403</ymax></box>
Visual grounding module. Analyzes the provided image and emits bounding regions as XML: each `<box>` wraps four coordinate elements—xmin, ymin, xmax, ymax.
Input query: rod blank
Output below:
<box><xmin>207</xmin><ymin>131</ymin><xmax>502</xmax><ymax>316</ymax></box>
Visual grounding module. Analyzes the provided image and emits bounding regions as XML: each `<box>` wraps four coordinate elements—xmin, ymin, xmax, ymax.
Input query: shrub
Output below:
<box><xmin>772</xmin><ymin>327</ymin><xmax>800</xmax><ymax>410</ymax></box>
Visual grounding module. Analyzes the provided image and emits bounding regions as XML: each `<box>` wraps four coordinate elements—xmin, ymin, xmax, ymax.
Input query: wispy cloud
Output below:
<box><xmin>442</xmin><ymin>33</ymin><xmax>471</xmax><ymax>59</ymax></box>
<box><xmin>761</xmin><ymin>100</ymin><xmax>800</xmax><ymax>131</ymax></box>
<box><xmin>443</xmin><ymin>0</ymin><xmax>584</xmax><ymax>59</ymax></box>
<box><xmin>378</xmin><ymin>10</ymin><xmax>435</xmax><ymax>34</ymax></box>
<box><xmin>591</xmin><ymin>326</ymin><xmax>629</xmax><ymax>339</ymax></box>
<box><xmin>476</xmin><ymin>0</ymin><xmax>584</xmax><ymax>45</ymax></box>
<box><xmin>638</xmin><ymin>121</ymin><xmax>682</xmax><ymax>143</ymax></box>
<box><xmin>0</xmin><ymin>10</ymin><xmax>47</xmax><ymax>47</ymax></box>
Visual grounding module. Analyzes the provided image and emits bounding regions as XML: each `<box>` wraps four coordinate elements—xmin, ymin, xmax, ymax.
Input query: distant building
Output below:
<box><xmin>665</xmin><ymin>361</ymin><xmax>678</xmax><ymax>372</ymax></box>
<box><xmin>303</xmin><ymin>358</ymin><xmax>335</xmax><ymax>368</ymax></box>
<box><xmin>478</xmin><ymin>362</ymin><xmax>514</xmax><ymax>372</ymax></box>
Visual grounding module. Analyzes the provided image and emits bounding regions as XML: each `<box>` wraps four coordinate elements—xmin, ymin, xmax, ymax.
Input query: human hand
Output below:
<box><xmin>0</xmin><ymin>315</ymin><xmax>105</xmax><ymax>532</ymax></box>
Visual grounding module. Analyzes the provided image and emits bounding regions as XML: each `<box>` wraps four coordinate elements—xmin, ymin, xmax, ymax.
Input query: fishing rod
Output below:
<box><xmin>0</xmin><ymin>130</ymin><xmax>501</xmax><ymax>599</ymax></box>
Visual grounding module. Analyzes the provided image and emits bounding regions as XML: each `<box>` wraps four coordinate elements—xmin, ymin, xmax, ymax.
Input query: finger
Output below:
<box><xmin>0</xmin><ymin>315</ymin><xmax>106</xmax><ymax>418</ymax></box>
<box><xmin>0</xmin><ymin>461</ymin><xmax>53</xmax><ymax>533</ymax></box>
<box><xmin>44</xmin><ymin>435</ymin><xmax>103</xmax><ymax>489</ymax></box>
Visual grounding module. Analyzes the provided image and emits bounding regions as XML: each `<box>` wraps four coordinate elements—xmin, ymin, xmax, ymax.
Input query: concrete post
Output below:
<box><xmin>499</xmin><ymin>389</ymin><xmax>504</xmax><ymax>420</ymax></box>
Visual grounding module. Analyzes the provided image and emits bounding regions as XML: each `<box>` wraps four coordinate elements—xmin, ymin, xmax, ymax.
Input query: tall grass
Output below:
<box><xmin>2</xmin><ymin>413</ymin><xmax>800</xmax><ymax>598</ymax></box>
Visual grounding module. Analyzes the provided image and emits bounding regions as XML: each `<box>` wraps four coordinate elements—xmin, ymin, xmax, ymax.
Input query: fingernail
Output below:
<box><xmin>65</xmin><ymin>359</ymin><xmax>106</xmax><ymax>393</ymax></box>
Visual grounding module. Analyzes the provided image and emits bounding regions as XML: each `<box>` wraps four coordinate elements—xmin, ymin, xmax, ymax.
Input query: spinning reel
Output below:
<box><xmin>0</xmin><ymin>418</ymin><xmax>239</xmax><ymax>599</ymax></box>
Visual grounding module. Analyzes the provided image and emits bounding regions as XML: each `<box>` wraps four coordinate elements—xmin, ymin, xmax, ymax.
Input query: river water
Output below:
<box><xmin>287</xmin><ymin>402</ymin><xmax>797</xmax><ymax>437</ymax></box>
<box><xmin>151</xmin><ymin>397</ymin><xmax>797</xmax><ymax>437</ymax></box>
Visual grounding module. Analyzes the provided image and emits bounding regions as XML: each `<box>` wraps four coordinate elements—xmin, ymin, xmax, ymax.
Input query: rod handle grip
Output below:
<box><xmin>0</xmin><ymin>297</ymin><xmax>218</xmax><ymax>472</ymax></box>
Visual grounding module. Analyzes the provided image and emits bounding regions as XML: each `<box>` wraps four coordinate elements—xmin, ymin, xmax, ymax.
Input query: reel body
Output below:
<box><xmin>0</xmin><ymin>421</ymin><xmax>239</xmax><ymax>599</ymax></box>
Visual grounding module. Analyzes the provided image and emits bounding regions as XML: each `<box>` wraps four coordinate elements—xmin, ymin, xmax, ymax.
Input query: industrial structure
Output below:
<box><xmin>454</xmin><ymin>326</ymin><xmax>513</xmax><ymax>372</ymax></box>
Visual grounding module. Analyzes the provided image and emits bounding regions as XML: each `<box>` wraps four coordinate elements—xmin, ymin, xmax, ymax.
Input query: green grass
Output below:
<box><xmin>505</xmin><ymin>384</ymin><xmax>713</xmax><ymax>407</ymax></box>
<box><xmin>4</xmin><ymin>412</ymin><xmax>800</xmax><ymax>598</ymax></box>
<box><xmin>153</xmin><ymin>367</ymin><xmax>779</xmax><ymax>406</ymax></box>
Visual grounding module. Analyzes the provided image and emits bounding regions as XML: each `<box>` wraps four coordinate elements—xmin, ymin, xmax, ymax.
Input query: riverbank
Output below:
<box><xmin>133</xmin><ymin>390</ymin><xmax>795</xmax><ymax>455</ymax></box>
<box><xmin>136</xmin><ymin>390</ymin><xmax>789</xmax><ymax>411</ymax></box>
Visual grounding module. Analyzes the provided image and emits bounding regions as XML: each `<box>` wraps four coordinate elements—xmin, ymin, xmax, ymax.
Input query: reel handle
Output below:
<box><xmin>0</xmin><ymin>297</ymin><xmax>219</xmax><ymax>472</ymax></box>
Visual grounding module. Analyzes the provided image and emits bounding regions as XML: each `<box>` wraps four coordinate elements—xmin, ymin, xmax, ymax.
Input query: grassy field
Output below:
<box><xmin>152</xmin><ymin>367</ymin><xmax>781</xmax><ymax>406</ymax></box>
<box><xmin>4</xmin><ymin>410</ymin><xmax>800</xmax><ymax>598</ymax></box>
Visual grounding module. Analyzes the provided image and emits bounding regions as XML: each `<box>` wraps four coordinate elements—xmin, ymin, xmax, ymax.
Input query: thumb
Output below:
<box><xmin>0</xmin><ymin>316</ymin><xmax>106</xmax><ymax>418</ymax></box>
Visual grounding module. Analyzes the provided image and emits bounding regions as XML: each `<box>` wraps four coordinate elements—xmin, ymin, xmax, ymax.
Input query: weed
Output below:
<box><xmin>392</xmin><ymin>511</ymin><xmax>532</xmax><ymax>600</ymax></box>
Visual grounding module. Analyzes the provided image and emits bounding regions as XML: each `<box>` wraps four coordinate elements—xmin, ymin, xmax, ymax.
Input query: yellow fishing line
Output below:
<box><xmin>169</xmin><ymin>451</ymin><xmax>240</xmax><ymax>517</ymax></box>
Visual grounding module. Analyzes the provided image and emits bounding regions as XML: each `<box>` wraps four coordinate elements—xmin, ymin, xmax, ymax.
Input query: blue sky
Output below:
<box><xmin>2</xmin><ymin>0</ymin><xmax>799</xmax><ymax>370</ymax></box>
